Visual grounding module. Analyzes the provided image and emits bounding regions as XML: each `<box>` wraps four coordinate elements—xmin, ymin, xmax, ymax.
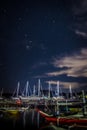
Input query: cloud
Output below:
<box><xmin>72</xmin><ymin>0</ymin><xmax>87</xmax><ymax>16</ymax></box>
<box><xmin>75</xmin><ymin>30</ymin><xmax>87</xmax><ymax>38</ymax></box>
<box><xmin>32</xmin><ymin>62</ymin><xmax>48</xmax><ymax>69</ymax></box>
<box><xmin>45</xmin><ymin>80</ymin><xmax>87</xmax><ymax>89</ymax></box>
<box><xmin>71</xmin><ymin>0</ymin><xmax>87</xmax><ymax>38</ymax></box>
<box><xmin>46</xmin><ymin>48</ymin><xmax>87</xmax><ymax>78</ymax></box>
<box><xmin>33</xmin><ymin>48</ymin><xmax>87</xmax><ymax>90</ymax></box>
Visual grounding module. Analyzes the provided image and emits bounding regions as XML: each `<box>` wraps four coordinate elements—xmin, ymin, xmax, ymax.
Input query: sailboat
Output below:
<box><xmin>28</xmin><ymin>79</ymin><xmax>44</xmax><ymax>101</ymax></box>
<box><xmin>66</xmin><ymin>84</ymin><xmax>81</xmax><ymax>103</ymax></box>
<box><xmin>19</xmin><ymin>81</ymin><xmax>32</xmax><ymax>101</ymax></box>
<box><xmin>36</xmin><ymin>109</ymin><xmax>87</xmax><ymax>127</ymax></box>
<box><xmin>0</xmin><ymin>88</ymin><xmax>3</xmax><ymax>100</ymax></box>
<box><xmin>52</xmin><ymin>81</ymin><xmax>64</xmax><ymax>101</ymax></box>
<box><xmin>19</xmin><ymin>79</ymin><xmax>44</xmax><ymax>102</ymax></box>
<box><xmin>11</xmin><ymin>81</ymin><xmax>21</xmax><ymax>100</ymax></box>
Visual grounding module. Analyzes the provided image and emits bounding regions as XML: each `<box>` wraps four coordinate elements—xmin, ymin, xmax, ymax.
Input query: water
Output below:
<box><xmin>0</xmin><ymin>109</ymin><xmax>87</xmax><ymax>130</ymax></box>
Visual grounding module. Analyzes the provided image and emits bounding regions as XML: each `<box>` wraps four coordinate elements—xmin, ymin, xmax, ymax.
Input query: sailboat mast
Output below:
<box><xmin>17</xmin><ymin>81</ymin><xmax>20</xmax><ymax>97</ymax></box>
<box><xmin>26</xmin><ymin>81</ymin><xmax>29</xmax><ymax>97</ymax></box>
<box><xmin>57</xmin><ymin>81</ymin><xmax>59</xmax><ymax>97</ymax></box>
<box><xmin>69</xmin><ymin>84</ymin><xmax>72</xmax><ymax>99</ymax></box>
<box><xmin>33</xmin><ymin>85</ymin><xmax>36</xmax><ymax>96</ymax></box>
<box><xmin>48</xmin><ymin>81</ymin><xmax>51</xmax><ymax>98</ymax></box>
<box><xmin>38</xmin><ymin>79</ymin><xmax>41</xmax><ymax>97</ymax></box>
<box><xmin>0</xmin><ymin>88</ymin><xmax>3</xmax><ymax>97</ymax></box>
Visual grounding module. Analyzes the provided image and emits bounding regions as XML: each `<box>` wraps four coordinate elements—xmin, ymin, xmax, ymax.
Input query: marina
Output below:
<box><xmin>0</xmin><ymin>80</ymin><xmax>87</xmax><ymax>130</ymax></box>
<box><xmin>0</xmin><ymin>96</ymin><xmax>87</xmax><ymax>129</ymax></box>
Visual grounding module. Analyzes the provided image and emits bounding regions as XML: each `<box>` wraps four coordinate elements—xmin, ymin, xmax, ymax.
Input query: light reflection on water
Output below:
<box><xmin>0</xmin><ymin>109</ymin><xmax>43</xmax><ymax>129</ymax></box>
<box><xmin>0</xmin><ymin>109</ymin><xmax>86</xmax><ymax>130</ymax></box>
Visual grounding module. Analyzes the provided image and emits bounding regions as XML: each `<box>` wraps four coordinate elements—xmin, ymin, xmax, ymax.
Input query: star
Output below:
<box><xmin>52</xmin><ymin>19</ymin><xmax>55</xmax><ymax>23</ymax></box>
<box><xmin>29</xmin><ymin>40</ymin><xmax>32</xmax><ymax>44</ymax></box>
<box><xmin>1</xmin><ymin>8</ymin><xmax>7</xmax><ymax>15</ymax></box>
<box><xmin>26</xmin><ymin>41</ymin><xmax>33</xmax><ymax>50</ymax></box>
<box><xmin>26</xmin><ymin>45</ymin><xmax>30</xmax><ymax>50</ymax></box>
<box><xmin>18</xmin><ymin>17</ymin><xmax>22</xmax><ymax>21</ymax></box>
<box><xmin>24</xmin><ymin>33</ymin><xmax>28</xmax><ymax>38</ymax></box>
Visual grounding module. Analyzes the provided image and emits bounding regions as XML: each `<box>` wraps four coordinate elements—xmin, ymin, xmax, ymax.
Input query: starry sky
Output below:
<box><xmin>0</xmin><ymin>0</ymin><xmax>87</xmax><ymax>93</ymax></box>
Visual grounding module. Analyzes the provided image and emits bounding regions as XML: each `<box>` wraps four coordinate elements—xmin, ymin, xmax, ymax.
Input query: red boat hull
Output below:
<box><xmin>36</xmin><ymin>109</ymin><xmax>87</xmax><ymax>126</ymax></box>
<box><xmin>45</xmin><ymin>117</ymin><xmax>87</xmax><ymax>126</ymax></box>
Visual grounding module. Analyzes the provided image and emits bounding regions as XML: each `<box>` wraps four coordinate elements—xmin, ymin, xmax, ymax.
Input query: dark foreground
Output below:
<box><xmin>0</xmin><ymin>109</ymin><xmax>87</xmax><ymax>130</ymax></box>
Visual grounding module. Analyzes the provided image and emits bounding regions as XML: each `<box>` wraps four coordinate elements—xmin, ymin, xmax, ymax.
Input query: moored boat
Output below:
<box><xmin>36</xmin><ymin>109</ymin><xmax>87</xmax><ymax>127</ymax></box>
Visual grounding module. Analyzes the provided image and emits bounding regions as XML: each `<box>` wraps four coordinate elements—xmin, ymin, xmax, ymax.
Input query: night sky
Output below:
<box><xmin>0</xmin><ymin>0</ymin><xmax>87</xmax><ymax>93</ymax></box>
